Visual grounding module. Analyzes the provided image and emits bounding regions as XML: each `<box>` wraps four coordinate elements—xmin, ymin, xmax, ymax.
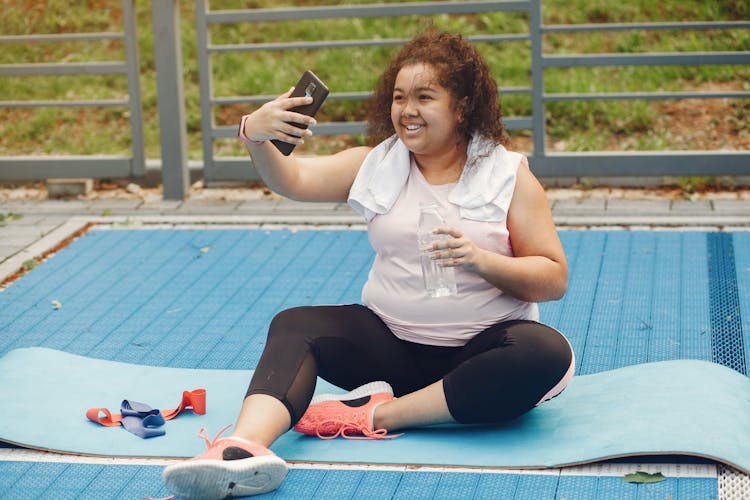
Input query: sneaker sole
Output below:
<box><xmin>163</xmin><ymin>454</ymin><xmax>287</xmax><ymax>499</ymax></box>
<box><xmin>309</xmin><ymin>380</ymin><xmax>393</xmax><ymax>406</ymax></box>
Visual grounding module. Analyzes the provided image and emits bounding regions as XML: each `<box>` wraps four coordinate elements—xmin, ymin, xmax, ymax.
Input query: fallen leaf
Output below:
<box><xmin>623</xmin><ymin>471</ymin><xmax>666</xmax><ymax>484</ymax></box>
<box><xmin>1</xmin><ymin>212</ymin><xmax>23</xmax><ymax>222</ymax></box>
<box><xmin>51</xmin><ymin>300</ymin><xmax>62</xmax><ymax>310</ymax></box>
<box><xmin>112</xmin><ymin>218</ymin><xmax>142</xmax><ymax>228</ymax></box>
<box><xmin>199</xmin><ymin>246</ymin><xmax>212</xmax><ymax>254</ymax></box>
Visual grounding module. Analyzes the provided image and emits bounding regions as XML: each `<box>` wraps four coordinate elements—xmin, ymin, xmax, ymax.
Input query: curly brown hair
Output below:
<box><xmin>366</xmin><ymin>29</ymin><xmax>508</xmax><ymax>146</ymax></box>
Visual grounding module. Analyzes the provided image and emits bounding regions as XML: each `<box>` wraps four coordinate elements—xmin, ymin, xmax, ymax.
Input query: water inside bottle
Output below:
<box><xmin>417</xmin><ymin>204</ymin><xmax>457</xmax><ymax>298</ymax></box>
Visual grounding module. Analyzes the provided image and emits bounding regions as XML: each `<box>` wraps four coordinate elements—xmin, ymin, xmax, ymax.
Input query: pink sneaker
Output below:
<box><xmin>162</xmin><ymin>425</ymin><xmax>287</xmax><ymax>499</ymax></box>
<box><xmin>294</xmin><ymin>381</ymin><xmax>402</xmax><ymax>440</ymax></box>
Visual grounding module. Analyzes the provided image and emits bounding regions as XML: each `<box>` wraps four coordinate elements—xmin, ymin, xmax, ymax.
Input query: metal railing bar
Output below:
<box><xmin>0</xmin><ymin>62</ymin><xmax>128</xmax><ymax>77</ymax></box>
<box><xmin>531</xmin><ymin>151</ymin><xmax>750</xmax><ymax>177</ymax></box>
<box><xmin>203</xmin><ymin>150</ymin><xmax>750</xmax><ymax>182</ymax></box>
<box><xmin>541</xmin><ymin>21</ymin><xmax>750</xmax><ymax>33</ymax></box>
<box><xmin>307</xmin><ymin>121</ymin><xmax>367</xmax><ymax>136</ymax></box>
<box><xmin>0</xmin><ymin>156</ymin><xmax>133</xmax><ymax>180</ymax></box>
<box><xmin>0</xmin><ymin>32</ymin><xmax>125</xmax><ymax>43</ymax></box>
<box><xmin>212</xmin><ymin>122</ymin><xmax>364</xmax><ymax>138</ymax></box>
<box><xmin>0</xmin><ymin>99</ymin><xmax>129</xmax><ymax>108</ymax></box>
<box><xmin>212</xmin><ymin>87</ymin><xmax>533</xmax><ymax>107</ymax></box>
<box><xmin>213</xmin><ymin>92</ymin><xmax>373</xmax><ymax>106</ymax></box>
<box><xmin>208</xmin><ymin>34</ymin><xmax>529</xmax><ymax>53</ymax></box>
<box><xmin>544</xmin><ymin>91</ymin><xmax>750</xmax><ymax>101</ymax></box>
<box><xmin>206</xmin><ymin>0</ymin><xmax>530</xmax><ymax>24</ymax></box>
<box><xmin>0</xmin><ymin>155</ymin><xmax>131</xmax><ymax>161</ymax></box>
<box><xmin>213</xmin><ymin>116</ymin><xmax>531</xmax><ymax>139</ymax></box>
<box><xmin>542</xmin><ymin>52</ymin><xmax>750</xmax><ymax>68</ymax></box>
<box><xmin>199</xmin><ymin>158</ymin><xmax>262</xmax><ymax>181</ymax></box>
<box><xmin>502</xmin><ymin>117</ymin><xmax>533</xmax><ymax>129</ymax></box>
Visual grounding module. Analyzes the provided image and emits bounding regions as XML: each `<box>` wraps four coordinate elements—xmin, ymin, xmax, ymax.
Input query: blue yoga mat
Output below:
<box><xmin>1</xmin><ymin>347</ymin><xmax>748</xmax><ymax>474</ymax></box>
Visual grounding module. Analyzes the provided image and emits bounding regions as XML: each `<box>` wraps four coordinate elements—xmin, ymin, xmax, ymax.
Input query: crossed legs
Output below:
<box><xmin>229</xmin><ymin>304</ymin><xmax>574</xmax><ymax>446</ymax></box>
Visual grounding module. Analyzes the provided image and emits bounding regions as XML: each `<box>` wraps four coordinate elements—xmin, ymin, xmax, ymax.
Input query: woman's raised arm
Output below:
<box><xmin>241</xmin><ymin>89</ymin><xmax>371</xmax><ymax>202</ymax></box>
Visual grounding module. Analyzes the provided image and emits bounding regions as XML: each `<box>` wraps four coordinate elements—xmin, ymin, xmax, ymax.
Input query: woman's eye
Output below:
<box><xmin>419</xmin><ymin>94</ymin><xmax>432</xmax><ymax>100</ymax></box>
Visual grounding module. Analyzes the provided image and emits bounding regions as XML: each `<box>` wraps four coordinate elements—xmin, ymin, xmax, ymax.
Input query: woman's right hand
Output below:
<box><xmin>241</xmin><ymin>88</ymin><xmax>318</xmax><ymax>146</ymax></box>
<box><xmin>239</xmin><ymin>88</ymin><xmax>369</xmax><ymax>203</ymax></box>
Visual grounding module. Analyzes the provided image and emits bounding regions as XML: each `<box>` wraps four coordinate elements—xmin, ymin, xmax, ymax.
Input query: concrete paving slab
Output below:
<box><xmin>605</xmin><ymin>199</ymin><xmax>671</xmax><ymax>214</ymax></box>
<box><xmin>0</xmin><ymin>245</ymin><xmax>24</xmax><ymax>262</ymax></box>
<box><xmin>0</xmin><ymin>218</ymin><xmax>71</xmax><ymax>249</ymax></box>
<box><xmin>1</xmin><ymin>201</ymin><xmax>94</xmax><ymax>215</ymax></box>
<box><xmin>0</xmin><ymin>201</ymin><xmax>36</xmax><ymax>213</ymax></box>
<box><xmin>241</xmin><ymin>199</ymin><xmax>356</xmax><ymax>215</ymax></box>
<box><xmin>32</xmin><ymin>219</ymin><xmax>72</xmax><ymax>236</ymax></box>
<box><xmin>552</xmin><ymin>198</ymin><xmax>607</xmax><ymax>213</ymax></box>
<box><xmin>235</xmin><ymin>200</ymin><xmax>281</xmax><ymax>213</ymax></box>
<box><xmin>713</xmin><ymin>200</ymin><xmax>750</xmax><ymax>214</ymax></box>
<box><xmin>0</xmin><ymin>226</ymin><xmax>49</xmax><ymax>245</ymax></box>
<box><xmin>0</xmin><ymin>218</ymin><xmax>91</xmax><ymax>284</ymax></box>
<box><xmin>670</xmin><ymin>199</ymin><xmax>714</xmax><ymax>213</ymax></box>
<box><xmin>28</xmin><ymin>200</ymin><xmax>94</xmax><ymax>214</ymax></box>
<box><xmin>0</xmin><ymin>215</ymin><xmax>48</xmax><ymax>226</ymax></box>
<box><xmin>136</xmin><ymin>200</ymin><xmax>185</xmax><ymax>215</ymax></box>
<box><xmin>176</xmin><ymin>201</ymin><xmax>241</xmax><ymax>214</ymax></box>
<box><xmin>335</xmin><ymin>203</ymin><xmax>358</xmax><ymax>212</ymax></box>
<box><xmin>272</xmin><ymin>199</ymin><xmax>343</xmax><ymax>212</ymax></box>
<box><xmin>89</xmin><ymin>199</ymin><xmax>144</xmax><ymax>213</ymax></box>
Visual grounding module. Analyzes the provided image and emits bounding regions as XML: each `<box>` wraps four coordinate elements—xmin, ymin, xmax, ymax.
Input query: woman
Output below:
<box><xmin>163</xmin><ymin>30</ymin><xmax>574</xmax><ymax>499</ymax></box>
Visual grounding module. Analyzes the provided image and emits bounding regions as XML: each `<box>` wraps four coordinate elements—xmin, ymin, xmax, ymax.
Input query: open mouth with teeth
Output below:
<box><xmin>404</xmin><ymin>124</ymin><xmax>424</xmax><ymax>131</ymax></box>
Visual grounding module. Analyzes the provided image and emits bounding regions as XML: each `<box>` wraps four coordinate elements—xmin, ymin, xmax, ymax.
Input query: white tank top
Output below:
<box><xmin>361</xmin><ymin>158</ymin><xmax>539</xmax><ymax>347</ymax></box>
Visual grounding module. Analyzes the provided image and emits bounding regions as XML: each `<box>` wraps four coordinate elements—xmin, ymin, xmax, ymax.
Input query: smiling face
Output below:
<box><xmin>390</xmin><ymin>63</ymin><xmax>465</xmax><ymax>157</ymax></box>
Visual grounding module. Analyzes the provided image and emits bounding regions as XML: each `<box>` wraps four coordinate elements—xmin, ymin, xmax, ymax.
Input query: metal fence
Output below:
<box><xmin>1</xmin><ymin>0</ymin><xmax>749</xmax><ymax>199</ymax></box>
<box><xmin>534</xmin><ymin>18</ymin><xmax>750</xmax><ymax>178</ymax></box>
<box><xmin>0</xmin><ymin>0</ymin><xmax>145</xmax><ymax>182</ymax></box>
<box><xmin>196</xmin><ymin>0</ymin><xmax>750</xmax><ymax>188</ymax></box>
<box><xmin>196</xmin><ymin>0</ymin><xmax>537</xmax><ymax>182</ymax></box>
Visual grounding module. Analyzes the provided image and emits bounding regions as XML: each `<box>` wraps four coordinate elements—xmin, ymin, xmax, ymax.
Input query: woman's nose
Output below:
<box><xmin>402</xmin><ymin>98</ymin><xmax>418</xmax><ymax>117</ymax></box>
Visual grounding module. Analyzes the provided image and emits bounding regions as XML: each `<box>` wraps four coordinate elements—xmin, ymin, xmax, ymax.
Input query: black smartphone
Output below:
<box><xmin>271</xmin><ymin>70</ymin><xmax>329</xmax><ymax>156</ymax></box>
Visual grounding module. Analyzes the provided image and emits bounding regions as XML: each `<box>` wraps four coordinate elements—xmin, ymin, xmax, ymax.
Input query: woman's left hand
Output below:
<box><xmin>428</xmin><ymin>227</ymin><xmax>484</xmax><ymax>273</ymax></box>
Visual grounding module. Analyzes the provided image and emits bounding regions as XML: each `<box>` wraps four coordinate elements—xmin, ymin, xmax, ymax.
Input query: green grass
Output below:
<box><xmin>0</xmin><ymin>0</ymin><xmax>748</xmax><ymax>161</ymax></box>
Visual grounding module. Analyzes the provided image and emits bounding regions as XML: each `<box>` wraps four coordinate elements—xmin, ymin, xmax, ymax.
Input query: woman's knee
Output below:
<box><xmin>444</xmin><ymin>322</ymin><xmax>574</xmax><ymax>423</ymax></box>
<box><xmin>526</xmin><ymin>325</ymin><xmax>575</xmax><ymax>404</ymax></box>
<box><xmin>267</xmin><ymin>306</ymin><xmax>318</xmax><ymax>343</ymax></box>
<box><xmin>511</xmin><ymin>322</ymin><xmax>573</xmax><ymax>374</ymax></box>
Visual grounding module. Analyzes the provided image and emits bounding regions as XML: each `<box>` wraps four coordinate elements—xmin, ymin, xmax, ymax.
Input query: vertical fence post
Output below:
<box><xmin>151</xmin><ymin>0</ymin><xmax>190</xmax><ymax>200</ymax></box>
<box><xmin>194</xmin><ymin>0</ymin><xmax>216</xmax><ymax>182</ymax></box>
<box><xmin>529</xmin><ymin>0</ymin><xmax>546</xmax><ymax>165</ymax></box>
<box><xmin>121</xmin><ymin>0</ymin><xmax>146</xmax><ymax>177</ymax></box>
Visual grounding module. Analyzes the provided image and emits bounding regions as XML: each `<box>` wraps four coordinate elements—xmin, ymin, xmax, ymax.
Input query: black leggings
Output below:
<box><xmin>246</xmin><ymin>304</ymin><xmax>574</xmax><ymax>427</ymax></box>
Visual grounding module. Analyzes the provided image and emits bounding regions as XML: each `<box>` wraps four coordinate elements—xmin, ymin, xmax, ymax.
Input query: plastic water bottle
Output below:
<box><xmin>417</xmin><ymin>203</ymin><xmax>458</xmax><ymax>298</ymax></box>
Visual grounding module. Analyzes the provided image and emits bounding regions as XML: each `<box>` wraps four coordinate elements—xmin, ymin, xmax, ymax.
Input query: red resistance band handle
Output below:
<box><xmin>162</xmin><ymin>389</ymin><xmax>206</xmax><ymax>420</ymax></box>
<box><xmin>86</xmin><ymin>388</ymin><xmax>206</xmax><ymax>426</ymax></box>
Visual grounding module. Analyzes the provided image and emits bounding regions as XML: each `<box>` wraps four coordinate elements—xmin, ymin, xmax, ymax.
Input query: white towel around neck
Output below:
<box><xmin>348</xmin><ymin>134</ymin><xmax>522</xmax><ymax>222</ymax></box>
